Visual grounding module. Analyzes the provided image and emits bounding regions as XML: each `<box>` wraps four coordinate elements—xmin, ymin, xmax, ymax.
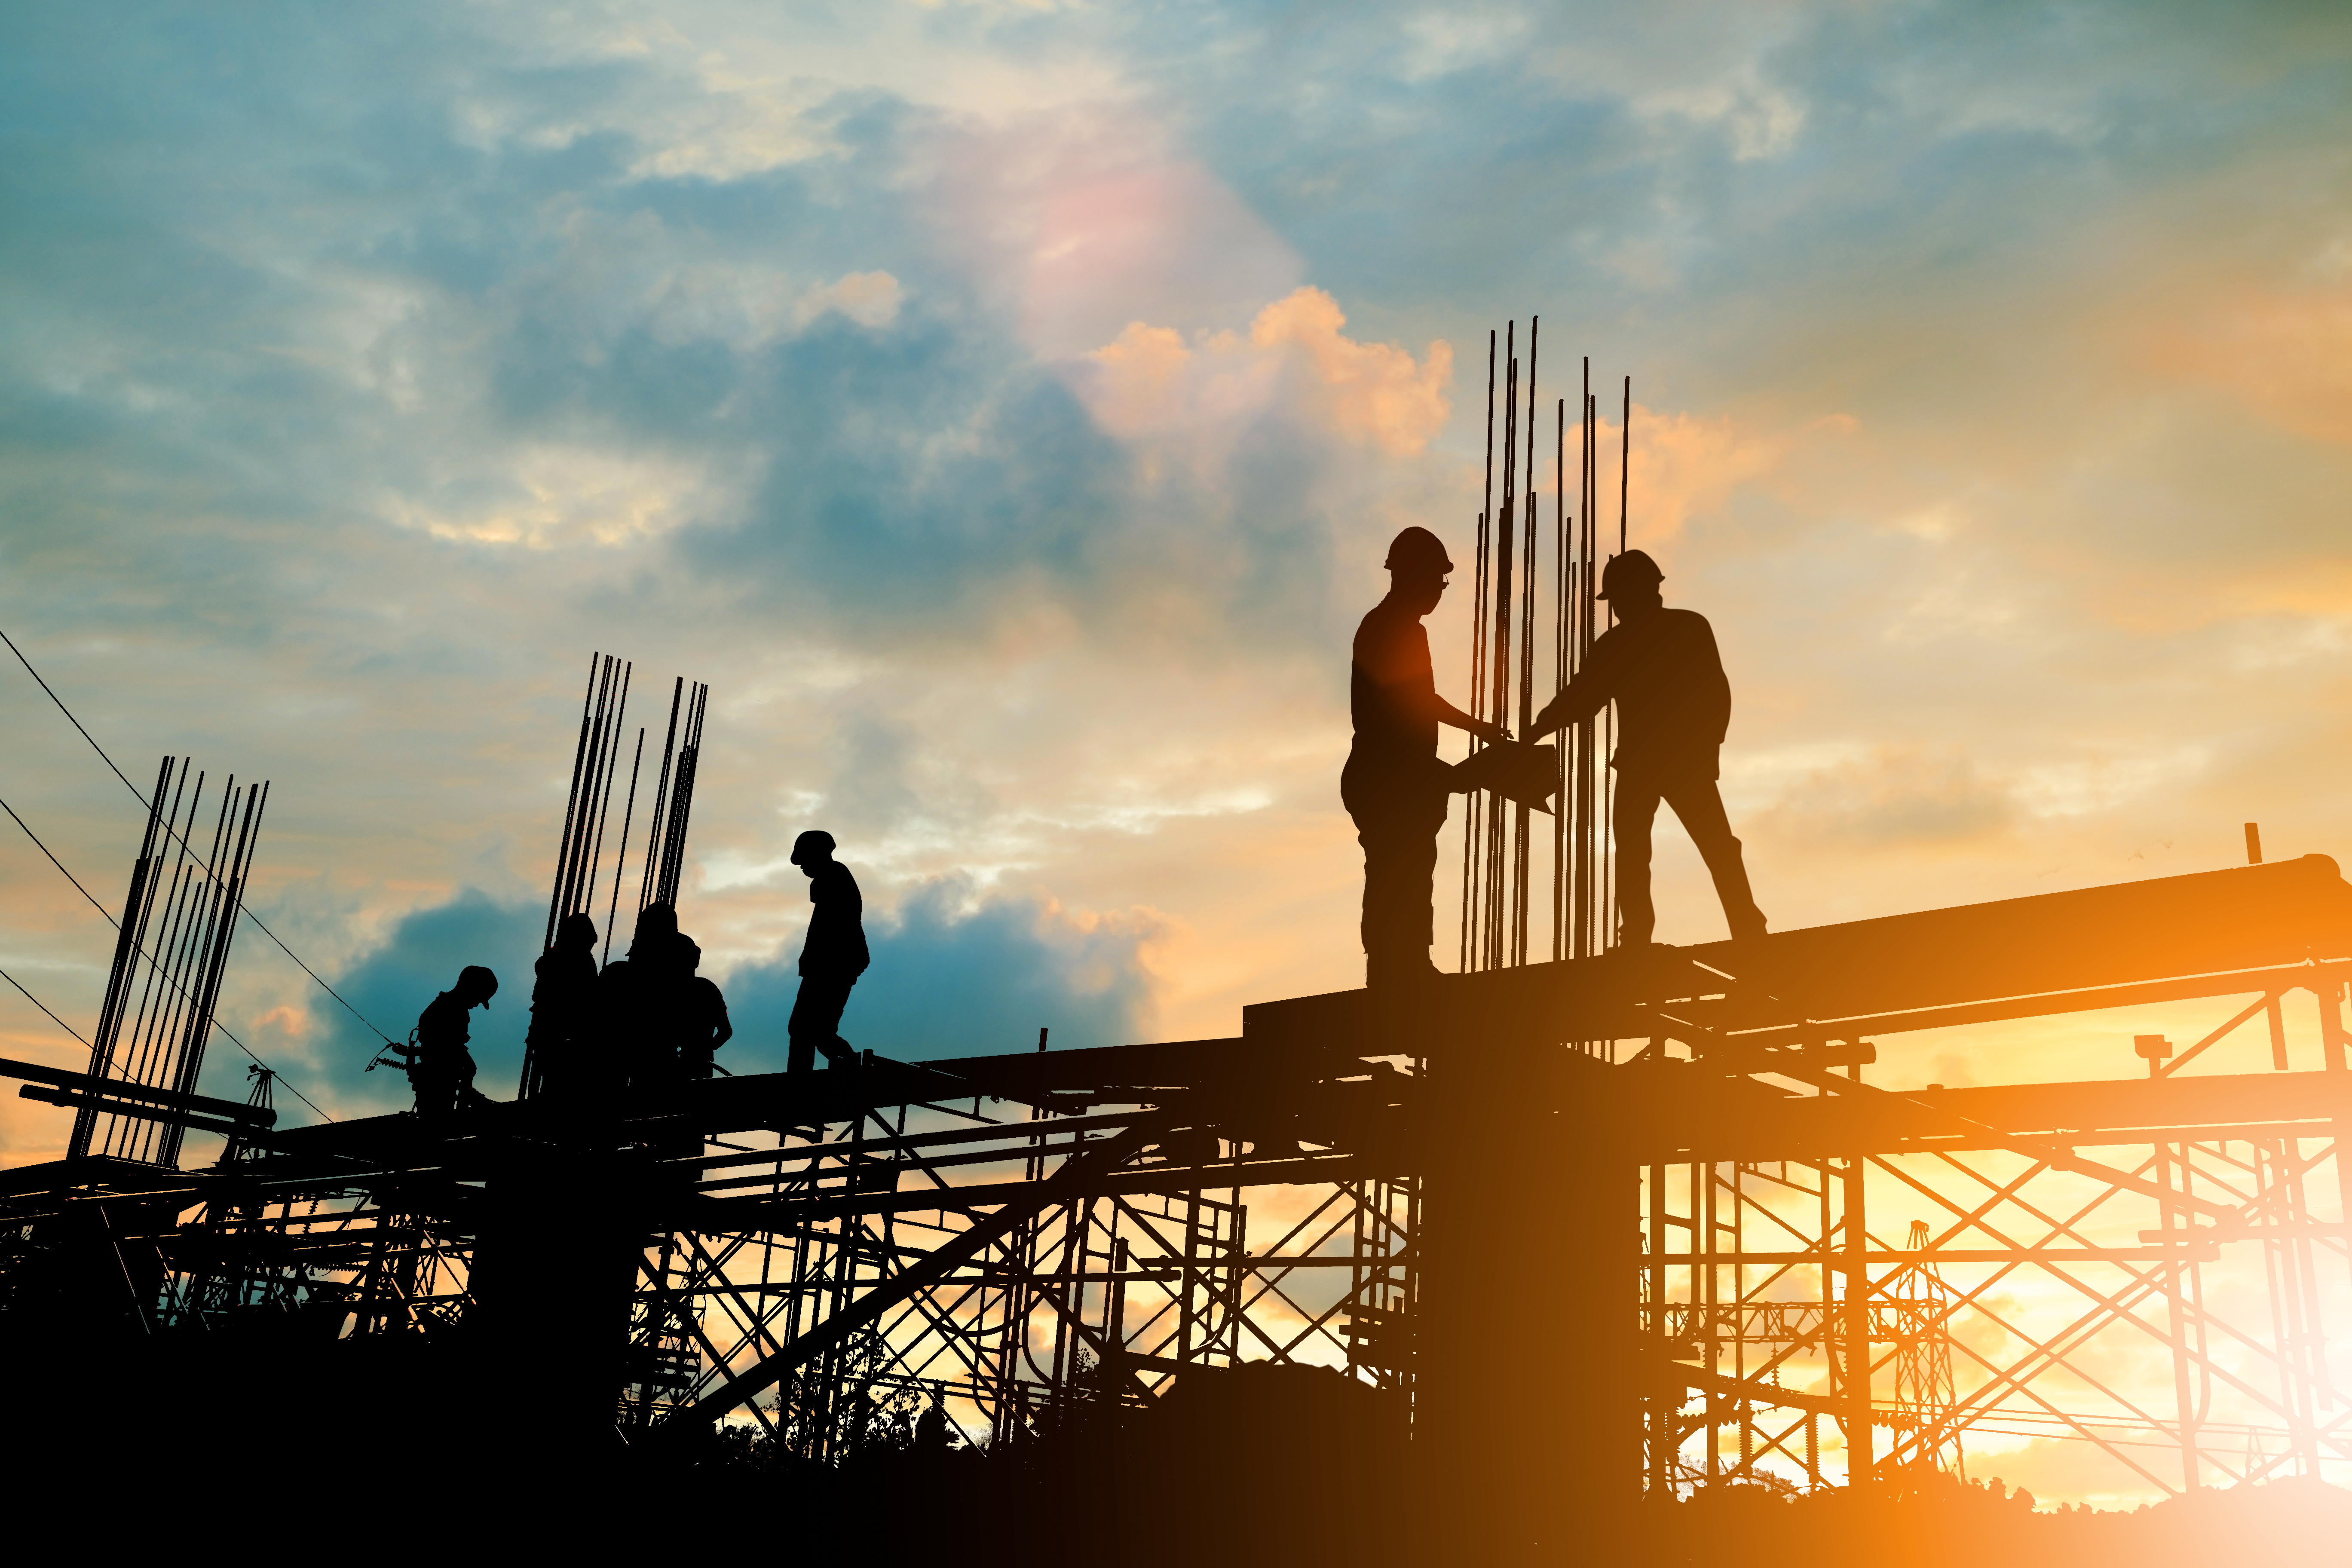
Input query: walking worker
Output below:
<box><xmin>522</xmin><ymin>912</ymin><xmax>598</xmax><ymax>1100</ymax></box>
<box><xmin>1342</xmin><ymin>526</ymin><xmax>1507</xmax><ymax>989</ymax></box>
<box><xmin>787</xmin><ymin>830</ymin><xmax>868</xmax><ymax>1072</ymax></box>
<box><xmin>1529</xmin><ymin>549</ymin><xmax>1767</xmax><ymax>947</ymax></box>
<box><xmin>396</xmin><ymin>965</ymin><xmax>497</xmax><ymax>1117</ymax></box>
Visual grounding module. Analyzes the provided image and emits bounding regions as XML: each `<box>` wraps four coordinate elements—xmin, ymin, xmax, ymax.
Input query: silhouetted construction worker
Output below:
<box><xmin>788</xmin><ymin>830</ymin><xmax>868</xmax><ymax>1072</ymax></box>
<box><xmin>1343</xmin><ymin>527</ymin><xmax>1506</xmax><ymax>987</ymax></box>
<box><xmin>395</xmin><ymin>965</ymin><xmax>496</xmax><ymax>1116</ymax></box>
<box><xmin>524</xmin><ymin>911</ymin><xmax>598</xmax><ymax>1100</ymax></box>
<box><xmin>1531</xmin><ymin>549</ymin><xmax>1767</xmax><ymax>946</ymax></box>
<box><xmin>674</xmin><ymin>935</ymin><xmax>732</xmax><ymax>1080</ymax></box>
<box><xmin>598</xmin><ymin>901</ymin><xmax>681</xmax><ymax>1093</ymax></box>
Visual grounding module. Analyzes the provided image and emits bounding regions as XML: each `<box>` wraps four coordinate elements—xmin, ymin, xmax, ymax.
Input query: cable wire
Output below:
<box><xmin>0</xmin><ymin>792</ymin><xmax>116</xmax><ymax>920</ymax></box>
<box><xmin>0</xmin><ymin>951</ymin><xmax>332</xmax><ymax>1123</ymax></box>
<box><xmin>0</xmin><ymin>962</ymin><xmax>92</xmax><ymax>1046</ymax></box>
<box><xmin>0</xmin><ymin>622</ymin><xmax>398</xmax><ymax>1048</ymax></box>
<box><xmin>0</xmin><ymin>643</ymin><xmax>342</xmax><ymax>1123</ymax></box>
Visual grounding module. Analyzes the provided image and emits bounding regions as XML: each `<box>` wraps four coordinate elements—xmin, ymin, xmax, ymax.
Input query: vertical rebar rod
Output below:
<box><xmin>1611</xmin><ymin>377</ymin><xmax>1629</xmax><ymax>955</ymax></box>
<box><xmin>1587</xmin><ymin>385</ymin><xmax>1602</xmax><ymax>954</ymax></box>
<box><xmin>547</xmin><ymin>654</ymin><xmax>600</xmax><ymax>950</ymax></box>
<box><xmin>582</xmin><ymin>660</ymin><xmax>632</xmax><ymax>930</ymax></box>
<box><xmin>567</xmin><ymin>655</ymin><xmax>620</xmax><ymax>923</ymax></box>
<box><xmin>1553</xmin><ymin>396</ymin><xmax>1568</xmax><ymax>963</ymax></box>
<box><xmin>641</xmin><ymin>678</ymin><xmax>685</xmax><ymax>916</ymax></box>
<box><xmin>1487</xmin><ymin>333</ymin><xmax>1518</xmax><ymax>970</ymax></box>
<box><xmin>605</xmin><ymin>727</ymin><xmax>647</xmax><ymax>968</ymax></box>
<box><xmin>1464</xmin><ymin>329</ymin><xmax>1497</xmax><ymax>976</ymax></box>
<box><xmin>1511</xmin><ymin>323</ymin><xmax>1540</xmax><ymax>966</ymax></box>
<box><xmin>73</xmin><ymin>757</ymin><xmax>172</xmax><ymax>1155</ymax></box>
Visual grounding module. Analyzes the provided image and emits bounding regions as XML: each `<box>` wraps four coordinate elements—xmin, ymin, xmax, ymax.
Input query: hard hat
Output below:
<box><xmin>1383</xmin><ymin>526</ymin><xmax>1454</xmax><ymax>576</ymax></box>
<box><xmin>1595</xmin><ymin>549</ymin><xmax>1663</xmax><ymax>600</ymax></box>
<box><xmin>458</xmin><ymin>964</ymin><xmax>498</xmax><ymax>1004</ymax></box>
<box><xmin>790</xmin><ymin>829</ymin><xmax>836</xmax><ymax>866</ymax></box>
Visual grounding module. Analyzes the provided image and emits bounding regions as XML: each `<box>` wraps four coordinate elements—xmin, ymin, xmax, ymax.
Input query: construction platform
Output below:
<box><xmin>3</xmin><ymin>853</ymin><xmax>2349</xmax><ymax>1550</ymax></box>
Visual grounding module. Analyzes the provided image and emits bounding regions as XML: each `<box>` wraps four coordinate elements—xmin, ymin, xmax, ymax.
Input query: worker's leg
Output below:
<box><xmin>825</xmin><ymin>977</ymin><xmax>861</xmax><ymax>1067</ymax></box>
<box><xmin>411</xmin><ymin>1071</ymin><xmax>452</xmax><ymax>1117</ymax></box>
<box><xmin>1663</xmin><ymin>778</ymin><xmax>1768</xmax><ymax>941</ymax></box>
<box><xmin>790</xmin><ymin>976</ymin><xmax>856</xmax><ymax>1069</ymax></box>
<box><xmin>1355</xmin><ymin>805</ymin><xmax>1444</xmax><ymax>986</ymax></box>
<box><xmin>1612</xmin><ymin>782</ymin><xmax>1665</xmax><ymax>946</ymax></box>
<box><xmin>787</xmin><ymin>980</ymin><xmax>832</xmax><ymax>1075</ymax></box>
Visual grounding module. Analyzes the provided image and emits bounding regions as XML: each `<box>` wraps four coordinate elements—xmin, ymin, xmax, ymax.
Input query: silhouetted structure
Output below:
<box><xmin>3</xmin><ymin>848</ymin><xmax>2350</xmax><ymax>1553</ymax></box>
<box><xmin>392</xmin><ymin>964</ymin><xmax>496</xmax><ymax>1116</ymax></box>
<box><xmin>1343</xmin><ymin>526</ymin><xmax>1507</xmax><ymax>989</ymax></box>
<box><xmin>1532</xmin><ymin>548</ymin><xmax>1765</xmax><ymax>946</ymax></box>
<box><xmin>10</xmin><ymin>650</ymin><xmax>2352</xmax><ymax>1558</ymax></box>
<box><xmin>787</xmin><ymin>830</ymin><xmax>867</xmax><ymax>1072</ymax></box>
<box><xmin>524</xmin><ymin>911</ymin><xmax>599</xmax><ymax>1100</ymax></box>
<box><xmin>69</xmin><ymin>755</ymin><xmax>266</xmax><ymax>1163</ymax></box>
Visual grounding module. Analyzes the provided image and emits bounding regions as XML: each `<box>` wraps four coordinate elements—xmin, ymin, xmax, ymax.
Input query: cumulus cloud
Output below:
<box><xmin>4</xmin><ymin>3</ymin><xmax>2352</xmax><ymax>1259</ymax></box>
<box><xmin>300</xmin><ymin>890</ymin><xmax>546</xmax><ymax>1114</ymax></box>
<box><xmin>1079</xmin><ymin>287</ymin><xmax>1452</xmax><ymax>457</ymax></box>
<box><xmin>795</xmin><ymin>270</ymin><xmax>905</xmax><ymax>329</ymax></box>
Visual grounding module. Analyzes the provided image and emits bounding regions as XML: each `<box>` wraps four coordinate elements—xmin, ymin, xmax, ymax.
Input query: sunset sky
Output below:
<box><xmin>3</xmin><ymin>3</ymin><xmax>2350</xmax><ymax>1493</ymax></box>
<box><xmin>7</xmin><ymin>0</ymin><xmax>2349</xmax><ymax>1097</ymax></box>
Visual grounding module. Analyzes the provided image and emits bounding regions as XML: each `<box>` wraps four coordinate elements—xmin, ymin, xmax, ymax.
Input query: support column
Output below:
<box><xmin>1416</xmin><ymin>1010</ymin><xmax>1637</xmax><ymax>1561</ymax></box>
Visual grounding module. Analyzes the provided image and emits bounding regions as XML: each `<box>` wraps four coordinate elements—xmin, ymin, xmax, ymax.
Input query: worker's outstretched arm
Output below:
<box><xmin>1433</xmin><ymin>695</ymin><xmax>1508</xmax><ymax>744</ymax></box>
<box><xmin>1531</xmin><ymin>663</ymin><xmax>1617</xmax><ymax>738</ymax></box>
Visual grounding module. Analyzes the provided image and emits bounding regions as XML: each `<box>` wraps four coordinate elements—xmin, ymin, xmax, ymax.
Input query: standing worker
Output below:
<box><xmin>597</xmin><ymin>902</ymin><xmax>683</xmax><ymax>1096</ymax></box>
<box><xmin>673</xmin><ymin>935</ymin><xmax>733</xmax><ymax>1080</ymax></box>
<box><xmin>522</xmin><ymin>912</ymin><xmax>598</xmax><ymax>1101</ymax></box>
<box><xmin>395</xmin><ymin>965</ymin><xmax>497</xmax><ymax>1117</ymax></box>
<box><xmin>1530</xmin><ymin>549</ymin><xmax>1767</xmax><ymax>947</ymax></box>
<box><xmin>788</xmin><ymin>830</ymin><xmax>869</xmax><ymax>1072</ymax></box>
<box><xmin>1343</xmin><ymin>527</ymin><xmax>1507</xmax><ymax>989</ymax></box>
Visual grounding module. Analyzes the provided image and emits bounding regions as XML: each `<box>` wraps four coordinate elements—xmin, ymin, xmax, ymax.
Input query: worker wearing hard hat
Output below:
<box><xmin>395</xmin><ymin>964</ymin><xmax>498</xmax><ymax>1117</ymax></box>
<box><xmin>788</xmin><ymin>829</ymin><xmax>869</xmax><ymax>1072</ymax></box>
<box><xmin>1343</xmin><ymin>527</ymin><xmax>1508</xmax><ymax>988</ymax></box>
<box><xmin>1530</xmin><ymin>549</ymin><xmax>1767</xmax><ymax>946</ymax></box>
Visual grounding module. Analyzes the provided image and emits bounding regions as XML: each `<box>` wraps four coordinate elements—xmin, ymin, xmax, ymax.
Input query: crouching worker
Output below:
<box><xmin>393</xmin><ymin>964</ymin><xmax>497</xmax><ymax>1117</ymax></box>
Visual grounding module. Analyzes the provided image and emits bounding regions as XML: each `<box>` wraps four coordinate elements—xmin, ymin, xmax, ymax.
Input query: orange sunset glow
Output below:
<box><xmin>2</xmin><ymin>3</ymin><xmax>2349</xmax><ymax>1556</ymax></box>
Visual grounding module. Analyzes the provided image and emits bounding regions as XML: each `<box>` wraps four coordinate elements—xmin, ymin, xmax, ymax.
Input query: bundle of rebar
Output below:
<box><xmin>522</xmin><ymin>654</ymin><xmax>708</xmax><ymax>1098</ymax></box>
<box><xmin>544</xmin><ymin>652</ymin><xmax>637</xmax><ymax>959</ymax></box>
<box><xmin>638</xmin><ymin>675</ymin><xmax>709</xmax><ymax>916</ymax></box>
<box><xmin>1458</xmin><ymin>322</ymin><xmax>1630</xmax><ymax>1000</ymax></box>
<box><xmin>71</xmin><ymin>756</ymin><xmax>268</xmax><ymax>1166</ymax></box>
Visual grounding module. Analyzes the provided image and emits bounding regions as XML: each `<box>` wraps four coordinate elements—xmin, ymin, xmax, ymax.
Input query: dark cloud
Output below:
<box><xmin>294</xmin><ymin>876</ymin><xmax>1158</xmax><ymax>1112</ymax></box>
<box><xmin>305</xmin><ymin>888</ymin><xmax>545</xmax><ymax>1113</ymax></box>
<box><xmin>720</xmin><ymin>878</ymin><xmax>1160</xmax><ymax>1070</ymax></box>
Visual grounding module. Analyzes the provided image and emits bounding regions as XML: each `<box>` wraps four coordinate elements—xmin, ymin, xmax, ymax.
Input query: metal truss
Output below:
<box><xmin>6</xmin><ymin>849</ymin><xmax>2351</xmax><ymax>1548</ymax></box>
<box><xmin>0</xmin><ymin>1044</ymin><xmax>1420</xmax><ymax>1461</ymax></box>
<box><xmin>1640</xmin><ymin>976</ymin><xmax>2352</xmax><ymax>1500</ymax></box>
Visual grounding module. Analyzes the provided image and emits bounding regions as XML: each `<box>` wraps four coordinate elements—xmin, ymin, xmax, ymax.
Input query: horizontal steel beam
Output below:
<box><xmin>0</xmin><ymin>1055</ymin><xmax>273</xmax><ymax>1127</ymax></box>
